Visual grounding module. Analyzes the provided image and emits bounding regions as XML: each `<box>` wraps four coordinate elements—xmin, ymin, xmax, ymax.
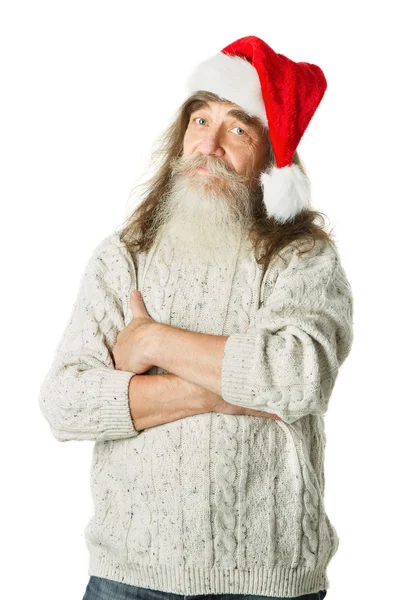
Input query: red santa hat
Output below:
<box><xmin>184</xmin><ymin>35</ymin><xmax>327</xmax><ymax>224</ymax></box>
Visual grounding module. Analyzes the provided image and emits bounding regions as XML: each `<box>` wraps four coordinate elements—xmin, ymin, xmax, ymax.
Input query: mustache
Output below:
<box><xmin>170</xmin><ymin>153</ymin><xmax>248</xmax><ymax>184</ymax></box>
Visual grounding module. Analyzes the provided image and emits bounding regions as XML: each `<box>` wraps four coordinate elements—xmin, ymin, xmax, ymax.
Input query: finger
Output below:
<box><xmin>130</xmin><ymin>289</ymin><xmax>147</xmax><ymax>314</ymax></box>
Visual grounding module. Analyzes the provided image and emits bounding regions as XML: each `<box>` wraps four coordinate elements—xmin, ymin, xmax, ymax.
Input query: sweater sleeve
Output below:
<box><xmin>221</xmin><ymin>239</ymin><xmax>354</xmax><ymax>424</ymax></box>
<box><xmin>38</xmin><ymin>236</ymin><xmax>140</xmax><ymax>442</ymax></box>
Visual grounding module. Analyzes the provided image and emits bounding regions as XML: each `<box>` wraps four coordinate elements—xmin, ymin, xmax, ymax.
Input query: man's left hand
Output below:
<box><xmin>113</xmin><ymin>290</ymin><xmax>158</xmax><ymax>374</ymax></box>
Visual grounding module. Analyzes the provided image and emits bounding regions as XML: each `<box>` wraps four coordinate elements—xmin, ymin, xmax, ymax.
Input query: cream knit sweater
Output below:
<box><xmin>38</xmin><ymin>227</ymin><xmax>354</xmax><ymax>598</ymax></box>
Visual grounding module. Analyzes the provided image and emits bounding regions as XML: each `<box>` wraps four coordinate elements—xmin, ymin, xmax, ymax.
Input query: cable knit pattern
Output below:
<box><xmin>38</xmin><ymin>235</ymin><xmax>139</xmax><ymax>442</ymax></box>
<box><xmin>38</xmin><ymin>228</ymin><xmax>354</xmax><ymax>598</ymax></box>
<box><xmin>213</xmin><ymin>414</ymin><xmax>240</xmax><ymax>566</ymax></box>
<box><xmin>221</xmin><ymin>239</ymin><xmax>354</xmax><ymax>424</ymax></box>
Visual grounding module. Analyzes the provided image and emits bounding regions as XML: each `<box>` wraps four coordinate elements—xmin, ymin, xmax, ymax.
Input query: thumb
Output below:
<box><xmin>130</xmin><ymin>289</ymin><xmax>148</xmax><ymax>314</ymax></box>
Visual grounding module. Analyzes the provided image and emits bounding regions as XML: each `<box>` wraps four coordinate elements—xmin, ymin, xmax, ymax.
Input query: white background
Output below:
<box><xmin>1</xmin><ymin>1</ymin><xmax>397</xmax><ymax>599</ymax></box>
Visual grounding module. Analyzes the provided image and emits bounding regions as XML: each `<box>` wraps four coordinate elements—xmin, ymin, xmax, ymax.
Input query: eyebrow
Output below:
<box><xmin>191</xmin><ymin>101</ymin><xmax>262</xmax><ymax>129</ymax></box>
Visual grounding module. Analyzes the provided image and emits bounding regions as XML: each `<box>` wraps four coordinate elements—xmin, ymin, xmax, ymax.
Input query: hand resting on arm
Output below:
<box><xmin>129</xmin><ymin>372</ymin><xmax>281</xmax><ymax>432</ymax></box>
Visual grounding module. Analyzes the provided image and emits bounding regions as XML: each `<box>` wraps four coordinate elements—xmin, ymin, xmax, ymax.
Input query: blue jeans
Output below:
<box><xmin>82</xmin><ymin>576</ymin><xmax>327</xmax><ymax>600</ymax></box>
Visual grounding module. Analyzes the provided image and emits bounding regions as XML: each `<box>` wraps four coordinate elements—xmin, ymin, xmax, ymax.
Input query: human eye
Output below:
<box><xmin>231</xmin><ymin>126</ymin><xmax>246</xmax><ymax>136</ymax></box>
<box><xmin>193</xmin><ymin>116</ymin><xmax>207</xmax><ymax>125</ymax></box>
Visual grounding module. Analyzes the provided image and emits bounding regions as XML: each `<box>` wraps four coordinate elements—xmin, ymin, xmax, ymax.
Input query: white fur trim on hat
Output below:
<box><xmin>185</xmin><ymin>52</ymin><xmax>268</xmax><ymax>126</ymax></box>
<box><xmin>260</xmin><ymin>164</ymin><xmax>311</xmax><ymax>224</ymax></box>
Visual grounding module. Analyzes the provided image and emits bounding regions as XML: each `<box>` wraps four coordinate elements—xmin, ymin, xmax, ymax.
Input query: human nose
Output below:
<box><xmin>196</xmin><ymin>132</ymin><xmax>225</xmax><ymax>158</ymax></box>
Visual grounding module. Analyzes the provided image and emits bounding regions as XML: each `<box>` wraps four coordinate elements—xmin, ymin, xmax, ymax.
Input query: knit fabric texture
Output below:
<box><xmin>38</xmin><ymin>228</ymin><xmax>354</xmax><ymax>598</ymax></box>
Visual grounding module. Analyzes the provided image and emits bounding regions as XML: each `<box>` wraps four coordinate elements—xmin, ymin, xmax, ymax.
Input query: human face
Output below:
<box><xmin>182</xmin><ymin>100</ymin><xmax>268</xmax><ymax>188</ymax></box>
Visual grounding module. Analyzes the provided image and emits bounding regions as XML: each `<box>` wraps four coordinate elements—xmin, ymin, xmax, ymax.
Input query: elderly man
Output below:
<box><xmin>38</xmin><ymin>36</ymin><xmax>353</xmax><ymax>600</ymax></box>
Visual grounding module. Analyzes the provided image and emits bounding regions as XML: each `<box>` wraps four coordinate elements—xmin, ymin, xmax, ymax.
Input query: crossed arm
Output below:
<box><xmin>147</xmin><ymin>325</ymin><xmax>227</xmax><ymax>397</ymax></box>
<box><xmin>139</xmin><ymin>241</ymin><xmax>354</xmax><ymax>428</ymax></box>
<box><xmin>38</xmin><ymin>237</ymin><xmax>353</xmax><ymax>441</ymax></box>
<box><xmin>128</xmin><ymin>326</ymin><xmax>283</xmax><ymax>432</ymax></box>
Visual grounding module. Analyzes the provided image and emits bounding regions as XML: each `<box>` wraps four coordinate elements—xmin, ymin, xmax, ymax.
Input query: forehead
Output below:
<box><xmin>190</xmin><ymin>99</ymin><xmax>262</xmax><ymax>129</ymax></box>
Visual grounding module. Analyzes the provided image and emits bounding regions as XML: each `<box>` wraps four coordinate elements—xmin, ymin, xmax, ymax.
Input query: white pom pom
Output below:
<box><xmin>260</xmin><ymin>164</ymin><xmax>312</xmax><ymax>224</ymax></box>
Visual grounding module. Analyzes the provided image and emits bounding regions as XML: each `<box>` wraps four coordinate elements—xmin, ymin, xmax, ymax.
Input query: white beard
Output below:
<box><xmin>151</xmin><ymin>153</ymin><xmax>257</xmax><ymax>264</ymax></box>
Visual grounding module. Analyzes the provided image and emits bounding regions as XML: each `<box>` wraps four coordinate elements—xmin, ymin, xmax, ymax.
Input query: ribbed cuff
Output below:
<box><xmin>99</xmin><ymin>369</ymin><xmax>139</xmax><ymax>439</ymax></box>
<box><xmin>221</xmin><ymin>332</ymin><xmax>293</xmax><ymax>420</ymax></box>
<box><xmin>221</xmin><ymin>332</ymin><xmax>260</xmax><ymax>406</ymax></box>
